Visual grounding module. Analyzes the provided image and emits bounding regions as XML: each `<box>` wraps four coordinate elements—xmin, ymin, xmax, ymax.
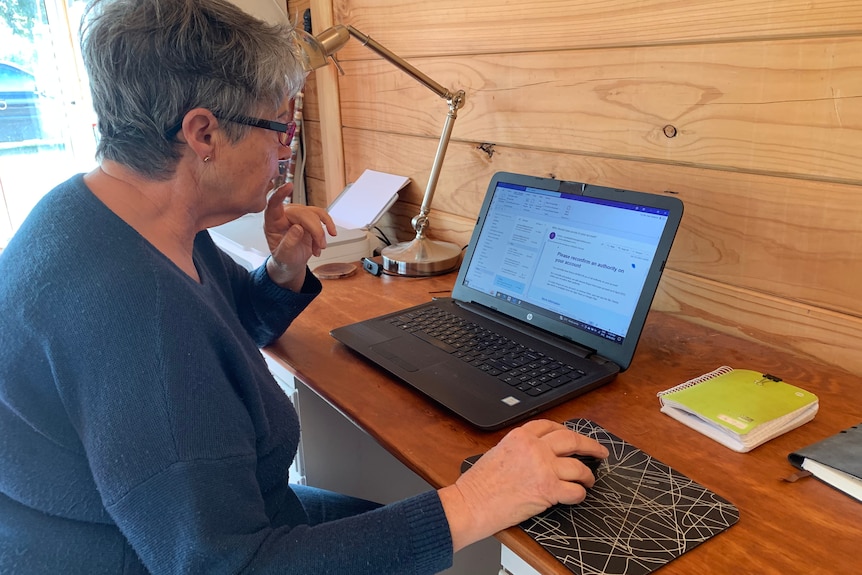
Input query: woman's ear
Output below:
<box><xmin>179</xmin><ymin>108</ymin><xmax>219</xmax><ymax>162</ymax></box>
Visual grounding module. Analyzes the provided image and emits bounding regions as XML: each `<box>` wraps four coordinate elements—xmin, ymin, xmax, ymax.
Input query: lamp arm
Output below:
<box><xmin>341</xmin><ymin>26</ymin><xmax>466</xmax><ymax>238</ymax></box>
<box><xmin>305</xmin><ymin>24</ymin><xmax>466</xmax><ymax>241</ymax></box>
<box><xmin>412</xmin><ymin>89</ymin><xmax>465</xmax><ymax>238</ymax></box>
<box><xmin>345</xmin><ymin>26</ymin><xmax>455</xmax><ymax>101</ymax></box>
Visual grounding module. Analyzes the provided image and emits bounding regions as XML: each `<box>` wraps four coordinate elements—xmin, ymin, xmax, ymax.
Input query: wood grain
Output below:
<box><xmin>331</xmin><ymin>0</ymin><xmax>862</xmax><ymax>57</ymax></box>
<box><xmin>336</xmin><ymin>37</ymin><xmax>862</xmax><ymax>183</ymax></box>
<box><xmin>297</xmin><ymin>0</ymin><xmax>345</xmax><ymax>196</ymax></box>
<box><xmin>654</xmin><ymin>270</ymin><xmax>862</xmax><ymax>377</ymax></box>
<box><xmin>340</xmin><ymin>129</ymin><xmax>862</xmax><ymax>317</ymax></box>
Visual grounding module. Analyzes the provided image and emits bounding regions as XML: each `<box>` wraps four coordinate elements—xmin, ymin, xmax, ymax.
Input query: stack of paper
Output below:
<box><xmin>327</xmin><ymin>169</ymin><xmax>410</xmax><ymax>230</ymax></box>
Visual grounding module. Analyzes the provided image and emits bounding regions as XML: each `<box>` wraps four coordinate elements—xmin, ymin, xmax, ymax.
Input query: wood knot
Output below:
<box><xmin>477</xmin><ymin>142</ymin><xmax>496</xmax><ymax>158</ymax></box>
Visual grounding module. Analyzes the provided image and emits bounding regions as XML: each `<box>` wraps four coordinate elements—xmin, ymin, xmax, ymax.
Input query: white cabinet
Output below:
<box><xmin>262</xmin><ymin>353</ymin><xmax>307</xmax><ymax>485</ymax></box>
<box><xmin>500</xmin><ymin>545</ymin><xmax>543</xmax><ymax>575</ymax></box>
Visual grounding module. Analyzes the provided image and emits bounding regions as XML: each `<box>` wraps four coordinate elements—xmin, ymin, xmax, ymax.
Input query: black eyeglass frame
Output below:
<box><xmin>165</xmin><ymin>114</ymin><xmax>296</xmax><ymax>146</ymax></box>
<box><xmin>221</xmin><ymin>115</ymin><xmax>296</xmax><ymax>147</ymax></box>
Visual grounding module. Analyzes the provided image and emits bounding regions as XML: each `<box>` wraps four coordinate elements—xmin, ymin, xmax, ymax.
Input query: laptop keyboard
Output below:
<box><xmin>388</xmin><ymin>306</ymin><xmax>587</xmax><ymax>397</ymax></box>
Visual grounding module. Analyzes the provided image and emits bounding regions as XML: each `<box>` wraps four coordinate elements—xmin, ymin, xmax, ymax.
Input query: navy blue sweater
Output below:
<box><xmin>0</xmin><ymin>175</ymin><xmax>452</xmax><ymax>574</ymax></box>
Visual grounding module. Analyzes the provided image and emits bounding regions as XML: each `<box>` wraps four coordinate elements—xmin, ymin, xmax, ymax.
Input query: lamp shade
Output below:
<box><xmin>293</xmin><ymin>26</ymin><xmax>351</xmax><ymax>72</ymax></box>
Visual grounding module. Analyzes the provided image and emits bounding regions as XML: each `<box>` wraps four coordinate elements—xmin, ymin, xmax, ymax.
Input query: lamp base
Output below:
<box><xmin>381</xmin><ymin>236</ymin><xmax>462</xmax><ymax>277</ymax></box>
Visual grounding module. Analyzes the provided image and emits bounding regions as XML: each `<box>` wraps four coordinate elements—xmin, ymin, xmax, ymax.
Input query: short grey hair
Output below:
<box><xmin>80</xmin><ymin>0</ymin><xmax>306</xmax><ymax>179</ymax></box>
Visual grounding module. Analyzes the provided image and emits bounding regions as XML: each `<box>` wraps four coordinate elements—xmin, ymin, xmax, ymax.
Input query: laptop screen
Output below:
<box><xmin>452</xmin><ymin>172</ymin><xmax>683</xmax><ymax>370</ymax></box>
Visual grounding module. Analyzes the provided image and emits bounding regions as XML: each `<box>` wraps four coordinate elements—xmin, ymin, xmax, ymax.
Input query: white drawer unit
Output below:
<box><xmin>500</xmin><ymin>545</ymin><xmax>543</xmax><ymax>575</ymax></box>
<box><xmin>262</xmin><ymin>352</ymin><xmax>306</xmax><ymax>485</ymax></box>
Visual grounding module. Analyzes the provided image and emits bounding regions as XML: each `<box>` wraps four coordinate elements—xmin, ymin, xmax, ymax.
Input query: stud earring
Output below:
<box><xmin>203</xmin><ymin>156</ymin><xmax>211</xmax><ymax>163</ymax></box>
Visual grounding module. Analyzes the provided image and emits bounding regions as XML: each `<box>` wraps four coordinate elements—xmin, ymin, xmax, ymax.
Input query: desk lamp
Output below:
<box><xmin>294</xmin><ymin>25</ymin><xmax>465</xmax><ymax>276</ymax></box>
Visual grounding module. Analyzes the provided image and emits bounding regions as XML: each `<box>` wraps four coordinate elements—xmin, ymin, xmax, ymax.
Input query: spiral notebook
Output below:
<box><xmin>462</xmin><ymin>418</ymin><xmax>739</xmax><ymax>575</ymax></box>
<box><xmin>658</xmin><ymin>366</ymin><xmax>819</xmax><ymax>452</ymax></box>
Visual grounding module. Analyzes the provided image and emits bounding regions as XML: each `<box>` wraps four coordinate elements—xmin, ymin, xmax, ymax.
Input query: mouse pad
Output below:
<box><xmin>462</xmin><ymin>418</ymin><xmax>739</xmax><ymax>575</ymax></box>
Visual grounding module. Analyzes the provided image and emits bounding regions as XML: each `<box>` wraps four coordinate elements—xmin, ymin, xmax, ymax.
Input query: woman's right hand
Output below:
<box><xmin>437</xmin><ymin>419</ymin><xmax>608</xmax><ymax>552</ymax></box>
<box><xmin>262</xmin><ymin>183</ymin><xmax>336</xmax><ymax>291</ymax></box>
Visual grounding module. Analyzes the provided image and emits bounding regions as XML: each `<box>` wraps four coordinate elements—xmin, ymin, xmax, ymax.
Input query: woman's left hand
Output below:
<box><xmin>263</xmin><ymin>183</ymin><xmax>336</xmax><ymax>291</ymax></box>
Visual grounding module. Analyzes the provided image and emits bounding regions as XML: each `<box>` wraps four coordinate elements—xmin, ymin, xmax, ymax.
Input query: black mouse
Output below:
<box><xmin>571</xmin><ymin>454</ymin><xmax>604</xmax><ymax>476</ymax></box>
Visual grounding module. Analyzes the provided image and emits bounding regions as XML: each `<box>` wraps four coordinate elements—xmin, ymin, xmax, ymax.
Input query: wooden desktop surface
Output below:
<box><xmin>266</xmin><ymin>266</ymin><xmax>862</xmax><ymax>575</ymax></box>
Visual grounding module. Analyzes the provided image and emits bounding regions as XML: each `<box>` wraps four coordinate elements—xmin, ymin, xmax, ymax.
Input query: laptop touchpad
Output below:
<box><xmin>370</xmin><ymin>338</ymin><xmax>442</xmax><ymax>372</ymax></box>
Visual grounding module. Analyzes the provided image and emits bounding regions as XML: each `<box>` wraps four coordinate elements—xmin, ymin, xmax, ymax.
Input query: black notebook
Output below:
<box><xmin>789</xmin><ymin>422</ymin><xmax>862</xmax><ymax>502</ymax></box>
<box><xmin>463</xmin><ymin>419</ymin><xmax>740</xmax><ymax>575</ymax></box>
<box><xmin>331</xmin><ymin>172</ymin><xmax>683</xmax><ymax>429</ymax></box>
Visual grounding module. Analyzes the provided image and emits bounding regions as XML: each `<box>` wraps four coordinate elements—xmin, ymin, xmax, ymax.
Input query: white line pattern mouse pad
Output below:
<box><xmin>463</xmin><ymin>418</ymin><xmax>739</xmax><ymax>575</ymax></box>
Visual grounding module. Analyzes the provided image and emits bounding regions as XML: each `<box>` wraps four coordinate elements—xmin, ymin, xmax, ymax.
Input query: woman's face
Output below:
<box><xmin>212</xmin><ymin>97</ymin><xmax>295</xmax><ymax>217</ymax></box>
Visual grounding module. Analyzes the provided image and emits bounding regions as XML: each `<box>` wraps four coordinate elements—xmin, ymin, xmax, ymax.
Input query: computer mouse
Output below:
<box><xmin>570</xmin><ymin>454</ymin><xmax>604</xmax><ymax>476</ymax></box>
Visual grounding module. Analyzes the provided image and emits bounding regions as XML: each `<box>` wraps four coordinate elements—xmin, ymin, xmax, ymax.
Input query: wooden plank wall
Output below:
<box><xmin>287</xmin><ymin>0</ymin><xmax>862</xmax><ymax>378</ymax></box>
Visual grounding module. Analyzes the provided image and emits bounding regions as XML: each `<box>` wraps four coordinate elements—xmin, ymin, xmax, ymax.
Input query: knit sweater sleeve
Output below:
<box><xmin>198</xmin><ymin>231</ymin><xmax>322</xmax><ymax>347</ymax></box>
<box><xmin>106</xmin><ymin>459</ymin><xmax>452</xmax><ymax>574</ymax></box>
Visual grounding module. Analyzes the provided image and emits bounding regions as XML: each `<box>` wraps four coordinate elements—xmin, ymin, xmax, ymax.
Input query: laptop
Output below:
<box><xmin>331</xmin><ymin>172</ymin><xmax>684</xmax><ymax>430</ymax></box>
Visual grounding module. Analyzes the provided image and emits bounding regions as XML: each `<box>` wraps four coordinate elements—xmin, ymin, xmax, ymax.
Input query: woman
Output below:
<box><xmin>0</xmin><ymin>0</ymin><xmax>608</xmax><ymax>573</ymax></box>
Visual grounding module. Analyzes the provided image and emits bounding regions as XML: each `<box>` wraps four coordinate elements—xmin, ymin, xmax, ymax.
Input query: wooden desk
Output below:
<box><xmin>267</xmin><ymin>267</ymin><xmax>862</xmax><ymax>575</ymax></box>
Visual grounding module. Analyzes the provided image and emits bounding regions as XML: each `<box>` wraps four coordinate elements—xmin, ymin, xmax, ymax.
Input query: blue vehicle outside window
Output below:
<box><xmin>0</xmin><ymin>62</ymin><xmax>43</xmax><ymax>143</ymax></box>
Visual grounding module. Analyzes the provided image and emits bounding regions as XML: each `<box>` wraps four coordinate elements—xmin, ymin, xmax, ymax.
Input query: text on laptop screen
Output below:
<box><xmin>461</xmin><ymin>182</ymin><xmax>671</xmax><ymax>345</ymax></box>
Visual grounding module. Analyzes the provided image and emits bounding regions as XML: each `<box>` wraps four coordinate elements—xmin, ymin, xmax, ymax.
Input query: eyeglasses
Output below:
<box><xmin>165</xmin><ymin>114</ymin><xmax>296</xmax><ymax>146</ymax></box>
<box><xmin>220</xmin><ymin>115</ymin><xmax>297</xmax><ymax>147</ymax></box>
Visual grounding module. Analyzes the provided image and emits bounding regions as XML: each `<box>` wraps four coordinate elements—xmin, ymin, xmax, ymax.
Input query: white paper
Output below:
<box><xmin>328</xmin><ymin>169</ymin><xmax>410</xmax><ymax>230</ymax></box>
<box><xmin>802</xmin><ymin>458</ymin><xmax>862</xmax><ymax>502</ymax></box>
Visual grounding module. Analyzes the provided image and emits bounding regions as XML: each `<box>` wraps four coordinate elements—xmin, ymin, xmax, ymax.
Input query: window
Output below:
<box><xmin>0</xmin><ymin>0</ymin><xmax>96</xmax><ymax>248</ymax></box>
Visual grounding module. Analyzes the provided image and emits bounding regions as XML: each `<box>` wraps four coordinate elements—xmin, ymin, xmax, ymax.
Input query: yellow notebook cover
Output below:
<box><xmin>657</xmin><ymin>366</ymin><xmax>819</xmax><ymax>452</ymax></box>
